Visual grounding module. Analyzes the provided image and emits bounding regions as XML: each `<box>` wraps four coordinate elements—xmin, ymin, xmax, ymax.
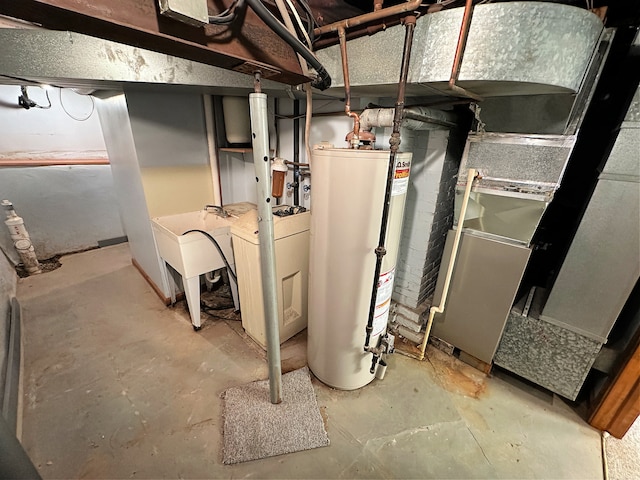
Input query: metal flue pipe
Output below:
<box><xmin>249</xmin><ymin>73</ymin><xmax>282</xmax><ymax>404</ymax></box>
<box><xmin>364</xmin><ymin>14</ymin><xmax>417</xmax><ymax>352</ymax></box>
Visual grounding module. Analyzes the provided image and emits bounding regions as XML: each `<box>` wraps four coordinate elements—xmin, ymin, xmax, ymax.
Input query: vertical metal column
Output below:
<box><xmin>249</xmin><ymin>76</ymin><xmax>283</xmax><ymax>404</ymax></box>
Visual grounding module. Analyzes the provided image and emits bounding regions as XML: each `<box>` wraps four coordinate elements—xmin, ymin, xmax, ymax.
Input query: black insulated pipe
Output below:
<box><xmin>293</xmin><ymin>99</ymin><xmax>301</xmax><ymax>205</ymax></box>
<box><xmin>364</xmin><ymin>16</ymin><xmax>417</xmax><ymax>350</ymax></box>
<box><xmin>244</xmin><ymin>0</ymin><xmax>331</xmax><ymax>90</ymax></box>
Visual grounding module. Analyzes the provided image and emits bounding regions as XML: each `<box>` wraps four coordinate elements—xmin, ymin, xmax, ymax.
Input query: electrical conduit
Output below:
<box><xmin>418</xmin><ymin>168</ymin><xmax>478</xmax><ymax>360</ymax></box>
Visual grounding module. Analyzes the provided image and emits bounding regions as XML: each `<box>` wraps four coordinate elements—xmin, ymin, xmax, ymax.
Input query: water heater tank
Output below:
<box><xmin>308</xmin><ymin>146</ymin><xmax>412</xmax><ymax>390</ymax></box>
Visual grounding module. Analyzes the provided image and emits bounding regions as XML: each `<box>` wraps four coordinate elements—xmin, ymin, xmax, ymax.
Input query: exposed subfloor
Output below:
<box><xmin>17</xmin><ymin>244</ymin><xmax>605</xmax><ymax>479</ymax></box>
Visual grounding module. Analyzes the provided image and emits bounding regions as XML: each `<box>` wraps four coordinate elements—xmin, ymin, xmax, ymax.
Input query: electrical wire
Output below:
<box><xmin>59</xmin><ymin>89</ymin><xmax>95</xmax><ymax>121</ymax></box>
<box><xmin>295</xmin><ymin>0</ymin><xmax>317</xmax><ymax>42</ymax></box>
<box><xmin>275</xmin><ymin>0</ymin><xmax>310</xmax><ymax>75</ymax></box>
<box><xmin>18</xmin><ymin>86</ymin><xmax>51</xmax><ymax>109</ymax></box>
<box><xmin>181</xmin><ymin>229</ymin><xmax>237</xmax><ymax>282</ymax></box>
<box><xmin>285</xmin><ymin>0</ymin><xmax>312</xmax><ymax>47</ymax></box>
<box><xmin>245</xmin><ymin>0</ymin><xmax>331</xmax><ymax>90</ymax></box>
<box><xmin>38</xmin><ymin>90</ymin><xmax>52</xmax><ymax>109</ymax></box>
<box><xmin>208</xmin><ymin>0</ymin><xmax>245</xmax><ymax>25</ymax></box>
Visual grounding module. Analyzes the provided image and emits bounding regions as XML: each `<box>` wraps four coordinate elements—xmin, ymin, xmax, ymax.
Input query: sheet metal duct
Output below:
<box><xmin>0</xmin><ymin>29</ymin><xmax>285</xmax><ymax>95</ymax></box>
<box><xmin>316</xmin><ymin>2</ymin><xmax>603</xmax><ymax>98</ymax></box>
<box><xmin>0</xmin><ymin>0</ymin><xmax>308</xmax><ymax>87</ymax></box>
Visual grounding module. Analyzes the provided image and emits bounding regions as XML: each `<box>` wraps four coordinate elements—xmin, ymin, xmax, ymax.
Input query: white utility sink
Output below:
<box><xmin>151</xmin><ymin>202</ymin><xmax>255</xmax><ymax>330</ymax></box>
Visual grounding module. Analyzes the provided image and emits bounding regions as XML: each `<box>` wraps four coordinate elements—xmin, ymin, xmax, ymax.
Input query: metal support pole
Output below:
<box><xmin>249</xmin><ymin>74</ymin><xmax>283</xmax><ymax>404</ymax></box>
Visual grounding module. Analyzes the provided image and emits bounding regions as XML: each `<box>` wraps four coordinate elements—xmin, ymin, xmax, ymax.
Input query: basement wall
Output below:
<box><xmin>0</xmin><ymin>85</ymin><xmax>124</xmax><ymax>262</ymax></box>
<box><xmin>0</xmin><ymin>249</ymin><xmax>17</xmax><ymax>402</ymax></box>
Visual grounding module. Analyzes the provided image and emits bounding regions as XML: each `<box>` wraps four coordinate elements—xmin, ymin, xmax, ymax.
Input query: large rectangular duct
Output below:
<box><xmin>317</xmin><ymin>2</ymin><xmax>603</xmax><ymax>98</ymax></box>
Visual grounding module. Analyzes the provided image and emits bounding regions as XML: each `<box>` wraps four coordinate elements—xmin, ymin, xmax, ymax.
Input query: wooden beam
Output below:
<box><xmin>0</xmin><ymin>0</ymin><xmax>308</xmax><ymax>86</ymax></box>
<box><xmin>590</xmin><ymin>340</ymin><xmax>640</xmax><ymax>439</ymax></box>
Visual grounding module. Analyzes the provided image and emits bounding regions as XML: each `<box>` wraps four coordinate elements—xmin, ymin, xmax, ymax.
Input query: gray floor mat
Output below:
<box><xmin>222</xmin><ymin>367</ymin><xmax>330</xmax><ymax>465</ymax></box>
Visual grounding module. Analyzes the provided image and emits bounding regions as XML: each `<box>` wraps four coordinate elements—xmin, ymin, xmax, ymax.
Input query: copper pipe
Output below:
<box><xmin>313</xmin><ymin>22</ymin><xmax>388</xmax><ymax>50</ymax></box>
<box><xmin>448</xmin><ymin>0</ymin><xmax>483</xmax><ymax>101</ymax></box>
<box><xmin>338</xmin><ymin>26</ymin><xmax>361</xmax><ymax>144</ymax></box>
<box><xmin>373</xmin><ymin>0</ymin><xmax>384</xmax><ymax>12</ymax></box>
<box><xmin>314</xmin><ymin>0</ymin><xmax>421</xmax><ymax>37</ymax></box>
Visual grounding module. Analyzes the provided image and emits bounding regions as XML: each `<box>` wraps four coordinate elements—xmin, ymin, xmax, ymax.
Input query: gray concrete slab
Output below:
<box><xmin>17</xmin><ymin>244</ymin><xmax>604</xmax><ymax>479</ymax></box>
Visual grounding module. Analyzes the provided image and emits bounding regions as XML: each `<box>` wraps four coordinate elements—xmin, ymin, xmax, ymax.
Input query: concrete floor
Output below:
<box><xmin>17</xmin><ymin>244</ymin><xmax>604</xmax><ymax>479</ymax></box>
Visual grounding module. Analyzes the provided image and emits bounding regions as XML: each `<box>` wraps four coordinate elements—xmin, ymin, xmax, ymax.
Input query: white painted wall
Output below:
<box><xmin>0</xmin><ymin>84</ymin><xmax>123</xmax><ymax>262</ymax></box>
<box><xmin>0</xmin><ymin>166</ymin><xmax>125</xmax><ymax>261</ymax></box>
<box><xmin>95</xmin><ymin>92</ymin><xmax>169</xmax><ymax>298</ymax></box>
<box><xmin>125</xmin><ymin>90</ymin><xmax>214</xmax><ymax>217</ymax></box>
<box><xmin>0</xmin><ymin>85</ymin><xmax>106</xmax><ymax>159</ymax></box>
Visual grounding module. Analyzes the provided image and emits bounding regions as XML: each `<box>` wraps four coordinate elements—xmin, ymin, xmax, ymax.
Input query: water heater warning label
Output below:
<box><xmin>392</xmin><ymin>160</ymin><xmax>411</xmax><ymax>196</ymax></box>
<box><xmin>372</xmin><ymin>268</ymin><xmax>395</xmax><ymax>336</ymax></box>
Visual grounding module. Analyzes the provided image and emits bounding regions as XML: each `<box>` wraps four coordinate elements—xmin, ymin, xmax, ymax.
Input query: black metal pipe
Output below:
<box><xmin>364</xmin><ymin>16</ymin><xmax>417</xmax><ymax>350</ymax></box>
<box><xmin>293</xmin><ymin>99</ymin><xmax>301</xmax><ymax>206</ymax></box>
<box><xmin>244</xmin><ymin>0</ymin><xmax>331</xmax><ymax>90</ymax></box>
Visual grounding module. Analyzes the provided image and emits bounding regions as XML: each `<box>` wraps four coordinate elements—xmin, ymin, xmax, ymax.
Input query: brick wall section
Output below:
<box><xmin>393</xmin><ymin>128</ymin><xmax>450</xmax><ymax>308</ymax></box>
<box><xmin>417</xmin><ymin>125</ymin><xmax>468</xmax><ymax>306</ymax></box>
<box><xmin>392</xmin><ymin>123</ymin><xmax>469</xmax><ymax>315</ymax></box>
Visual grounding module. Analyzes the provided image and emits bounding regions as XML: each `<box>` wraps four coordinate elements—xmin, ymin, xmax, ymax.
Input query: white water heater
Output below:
<box><xmin>308</xmin><ymin>146</ymin><xmax>412</xmax><ymax>390</ymax></box>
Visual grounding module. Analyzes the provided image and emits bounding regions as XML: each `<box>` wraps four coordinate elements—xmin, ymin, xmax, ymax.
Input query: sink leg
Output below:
<box><xmin>184</xmin><ymin>275</ymin><xmax>202</xmax><ymax>330</ymax></box>
<box><xmin>228</xmin><ymin>264</ymin><xmax>240</xmax><ymax>311</ymax></box>
<box><xmin>162</xmin><ymin>261</ymin><xmax>177</xmax><ymax>305</ymax></box>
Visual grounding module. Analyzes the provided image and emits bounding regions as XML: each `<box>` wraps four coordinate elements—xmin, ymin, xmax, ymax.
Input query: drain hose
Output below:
<box><xmin>181</xmin><ymin>229</ymin><xmax>237</xmax><ymax>283</ymax></box>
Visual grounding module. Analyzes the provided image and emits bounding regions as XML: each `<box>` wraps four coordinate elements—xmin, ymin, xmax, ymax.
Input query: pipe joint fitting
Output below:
<box><xmin>389</xmin><ymin>133</ymin><xmax>401</xmax><ymax>147</ymax></box>
<box><xmin>403</xmin><ymin>14</ymin><xmax>417</xmax><ymax>26</ymax></box>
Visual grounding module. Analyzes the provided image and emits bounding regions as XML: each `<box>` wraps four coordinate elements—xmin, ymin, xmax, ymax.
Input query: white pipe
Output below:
<box><xmin>2</xmin><ymin>200</ymin><xmax>41</xmax><ymax>275</ymax></box>
<box><xmin>249</xmin><ymin>91</ymin><xmax>283</xmax><ymax>404</ymax></box>
<box><xmin>203</xmin><ymin>94</ymin><xmax>223</xmax><ymax>206</ymax></box>
<box><xmin>360</xmin><ymin>107</ymin><xmax>457</xmax><ymax>131</ymax></box>
<box><xmin>418</xmin><ymin>168</ymin><xmax>477</xmax><ymax>360</ymax></box>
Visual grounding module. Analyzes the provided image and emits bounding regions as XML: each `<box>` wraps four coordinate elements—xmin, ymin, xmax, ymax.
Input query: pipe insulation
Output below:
<box><xmin>359</xmin><ymin>107</ymin><xmax>457</xmax><ymax>131</ymax></box>
<box><xmin>249</xmin><ymin>91</ymin><xmax>283</xmax><ymax>404</ymax></box>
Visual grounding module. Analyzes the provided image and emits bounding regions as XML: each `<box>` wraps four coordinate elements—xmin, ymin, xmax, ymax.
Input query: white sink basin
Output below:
<box><xmin>151</xmin><ymin>202</ymin><xmax>255</xmax><ymax>330</ymax></box>
<box><xmin>152</xmin><ymin>210</ymin><xmax>235</xmax><ymax>279</ymax></box>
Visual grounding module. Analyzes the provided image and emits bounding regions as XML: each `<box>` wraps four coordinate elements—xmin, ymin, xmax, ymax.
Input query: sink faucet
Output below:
<box><xmin>204</xmin><ymin>205</ymin><xmax>228</xmax><ymax>218</ymax></box>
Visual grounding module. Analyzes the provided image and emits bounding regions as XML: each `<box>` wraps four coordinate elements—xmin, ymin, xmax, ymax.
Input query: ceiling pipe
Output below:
<box><xmin>314</xmin><ymin>0</ymin><xmax>422</xmax><ymax>37</ymax></box>
<box><xmin>448</xmin><ymin>0</ymin><xmax>483</xmax><ymax>101</ymax></box>
<box><xmin>359</xmin><ymin>106</ymin><xmax>457</xmax><ymax>131</ymax></box>
<box><xmin>338</xmin><ymin>26</ymin><xmax>366</xmax><ymax>147</ymax></box>
<box><xmin>312</xmin><ymin>0</ymin><xmax>457</xmax><ymax>49</ymax></box>
<box><xmin>245</xmin><ymin>0</ymin><xmax>331</xmax><ymax>89</ymax></box>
